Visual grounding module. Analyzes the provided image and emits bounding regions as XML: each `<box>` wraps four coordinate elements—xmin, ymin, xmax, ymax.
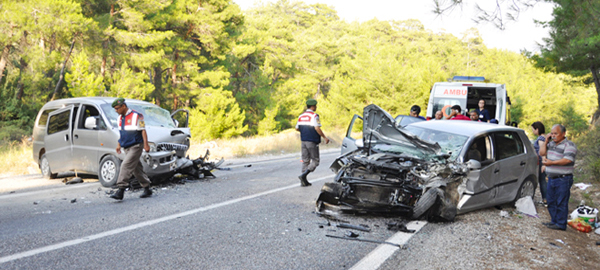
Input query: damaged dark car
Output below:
<box><xmin>317</xmin><ymin>105</ymin><xmax>538</xmax><ymax>221</ymax></box>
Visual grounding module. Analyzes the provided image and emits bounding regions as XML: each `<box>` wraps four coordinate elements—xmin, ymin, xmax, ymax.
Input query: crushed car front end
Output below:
<box><xmin>317</xmin><ymin>104</ymin><xmax>469</xmax><ymax>221</ymax></box>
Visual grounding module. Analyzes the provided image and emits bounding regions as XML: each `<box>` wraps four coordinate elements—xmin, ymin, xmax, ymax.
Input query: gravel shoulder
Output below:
<box><xmin>383</xmin><ymin>186</ymin><xmax>600</xmax><ymax>269</ymax></box>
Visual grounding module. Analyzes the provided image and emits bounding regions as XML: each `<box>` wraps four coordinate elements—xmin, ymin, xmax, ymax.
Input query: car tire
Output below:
<box><xmin>99</xmin><ymin>155</ymin><xmax>121</xmax><ymax>187</ymax></box>
<box><xmin>515</xmin><ymin>178</ymin><xmax>536</xmax><ymax>202</ymax></box>
<box><xmin>40</xmin><ymin>154</ymin><xmax>58</xmax><ymax>179</ymax></box>
<box><xmin>412</xmin><ymin>187</ymin><xmax>441</xmax><ymax>219</ymax></box>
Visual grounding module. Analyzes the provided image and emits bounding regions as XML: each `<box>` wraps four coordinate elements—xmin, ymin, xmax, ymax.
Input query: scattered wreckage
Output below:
<box><xmin>316</xmin><ymin>104</ymin><xmax>538</xmax><ymax>222</ymax></box>
<box><xmin>148</xmin><ymin>143</ymin><xmax>224</xmax><ymax>179</ymax></box>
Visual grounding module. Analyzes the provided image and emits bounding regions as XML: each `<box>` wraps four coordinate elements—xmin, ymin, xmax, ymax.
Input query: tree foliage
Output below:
<box><xmin>0</xmin><ymin>0</ymin><xmax>596</xmax><ymax>143</ymax></box>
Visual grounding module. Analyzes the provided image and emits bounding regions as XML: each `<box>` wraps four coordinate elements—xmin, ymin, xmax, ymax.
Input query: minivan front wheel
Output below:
<box><xmin>99</xmin><ymin>155</ymin><xmax>121</xmax><ymax>187</ymax></box>
<box><xmin>40</xmin><ymin>154</ymin><xmax>58</xmax><ymax>179</ymax></box>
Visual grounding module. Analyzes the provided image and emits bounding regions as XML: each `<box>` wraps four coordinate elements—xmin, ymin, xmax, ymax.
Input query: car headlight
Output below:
<box><xmin>148</xmin><ymin>142</ymin><xmax>157</xmax><ymax>152</ymax></box>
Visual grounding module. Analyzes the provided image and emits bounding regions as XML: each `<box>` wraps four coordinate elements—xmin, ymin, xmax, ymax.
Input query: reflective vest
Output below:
<box><xmin>117</xmin><ymin>109</ymin><xmax>145</xmax><ymax>148</ymax></box>
<box><xmin>296</xmin><ymin>110</ymin><xmax>321</xmax><ymax>143</ymax></box>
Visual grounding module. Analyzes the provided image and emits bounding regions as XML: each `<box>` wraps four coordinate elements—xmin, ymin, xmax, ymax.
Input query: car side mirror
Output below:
<box><xmin>466</xmin><ymin>159</ymin><xmax>482</xmax><ymax>170</ymax></box>
<box><xmin>355</xmin><ymin>138</ymin><xmax>364</xmax><ymax>148</ymax></box>
<box><xmin>84</xmin><ymin>116</ymin><xmax>98</xmax><ymax>129</ymax></box>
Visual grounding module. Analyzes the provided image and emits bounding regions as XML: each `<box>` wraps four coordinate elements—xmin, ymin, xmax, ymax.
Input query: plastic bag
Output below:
<box><xmin>568</xmin><ymin>217</ymin><xmax>593</xmax><ymax>233</ymax></box>
<box><xmin>515</xmin><ymin>196</ymin><xmax>537</xmax><ymax>217</ymax></box>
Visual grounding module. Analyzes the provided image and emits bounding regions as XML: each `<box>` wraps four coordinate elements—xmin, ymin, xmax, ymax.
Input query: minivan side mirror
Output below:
<box><xmin>84</xmin><ymin>116</ymin><xmax>98</xmax><ymax>129</ymax></box>
<box><xmin>466</xmin><ymin>159</ymin><xmax>482</xmax><ymax>170</ymax></box>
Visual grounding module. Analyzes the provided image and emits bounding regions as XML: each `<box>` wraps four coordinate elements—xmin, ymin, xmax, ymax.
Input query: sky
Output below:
<box><xmin>232</xmin><ymin>0</ymin><xmax>556</xmax><ymax>53</ymax></box>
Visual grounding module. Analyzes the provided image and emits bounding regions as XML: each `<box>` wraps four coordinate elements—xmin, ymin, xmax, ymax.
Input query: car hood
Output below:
<box><xmin>363</xmin><ymin>104</ymin><xmax>441</xmax><ymax>155</ymax></box>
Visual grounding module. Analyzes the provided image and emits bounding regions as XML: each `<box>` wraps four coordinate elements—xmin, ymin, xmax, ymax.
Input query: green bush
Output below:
<box><xmin>574</xmin><ymin>125</ymin><xmax>600</xmax><ymax>183</ymax></box>
<box><xmin>0</xmin><ymin>125</ymin><xmax>30</xmax><ymax>142</ymax></box>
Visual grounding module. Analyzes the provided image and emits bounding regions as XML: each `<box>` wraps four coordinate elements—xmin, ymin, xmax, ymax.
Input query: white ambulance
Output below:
<box><xmin>425</xmin><ymin>76</ymin><xmax>514</xmax><ymax>125</ymax></box>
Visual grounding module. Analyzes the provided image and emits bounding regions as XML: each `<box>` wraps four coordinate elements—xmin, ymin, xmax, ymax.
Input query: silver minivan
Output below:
<box><xmin>32</xmin><ymin>97</ymin><xmax>191</xmax><ymax>187</ymax></box>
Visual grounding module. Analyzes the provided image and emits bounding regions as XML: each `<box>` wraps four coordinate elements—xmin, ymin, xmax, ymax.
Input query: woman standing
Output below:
<box><xmin>475</xmin><ymin>99</ymin><xmax>491</xmax><ymax>122</ymax></box>
<box><xmin>531</xmin><ymin>121</ymin><xmax>548</xmax><ymax>206</ymax></box>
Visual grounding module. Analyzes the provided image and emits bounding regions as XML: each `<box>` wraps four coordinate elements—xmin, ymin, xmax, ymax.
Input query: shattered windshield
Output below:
<box><xmin>403</xmin><ymin>126</ymin><xmax>469</xmax><ymax>160</ymax></box>
<box><xmin>371</xmin><ymin>143</ymin><xmax>437</xmax><ymax>161</ymax></box>
<box><xmin>101</xmin><ymin>103</ymin><xmax>176</xmax><ymax>128</ymax></box>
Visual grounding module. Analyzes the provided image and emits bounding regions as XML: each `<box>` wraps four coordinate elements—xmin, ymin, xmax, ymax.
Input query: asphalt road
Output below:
<box><xmin>0</xmin><ymin>149</ymin><xmax>424</xmax><ymax>270</ymax></box>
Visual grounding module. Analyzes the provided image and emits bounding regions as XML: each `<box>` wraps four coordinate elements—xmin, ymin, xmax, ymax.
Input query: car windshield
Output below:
<box><xmin>403</xmin><ymin>126</ymin><xmax>469</xmax><ymax>160</ymax></box>
<box><xmin>370</xmin><ymin>142</ymin><xmax>439</xmax><ymax>161</ymax></box>
<box><xmin>101</xmin><ymin>103</ymin><xmax>176</xmax><ymax>128</ymax></box>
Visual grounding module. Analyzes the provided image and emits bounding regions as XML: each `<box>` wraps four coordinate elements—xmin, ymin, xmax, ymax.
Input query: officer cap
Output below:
<box><xmin>112</xmin><ymin>97</ymin><xmax>126</xmax><ymax>108</ymax></box>
<box><xmin>306</xmin><ymin>99</ymin><xmax>317</xmax><ymax>106</ymax></box>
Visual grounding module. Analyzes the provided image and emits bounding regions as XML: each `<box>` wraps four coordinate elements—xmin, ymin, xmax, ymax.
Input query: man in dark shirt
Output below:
<box><xmin>409</xmin><ymin>105</ymin><xmax>426</xmax><ymax>120</ymax></box>
<box><xmin>295</xmin><ymin>99</ymin><xmax>330</xmax><ymax>186</ymax></box>
<box><xmin>110</xmin><ymin>98</ymin><xmax>153</xmax><ymax>200</ymax></box>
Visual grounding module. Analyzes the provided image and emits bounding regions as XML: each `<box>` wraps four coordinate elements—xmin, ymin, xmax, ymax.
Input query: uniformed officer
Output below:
<box><xmin>295</xmin><ymin>99</ymin><xmax>330</xmax><ymax>186</ymax></box>
<box><xmin>110</xmin><ymin>98</ymin><xmax>153</xmax><ymax>200</ymax></box>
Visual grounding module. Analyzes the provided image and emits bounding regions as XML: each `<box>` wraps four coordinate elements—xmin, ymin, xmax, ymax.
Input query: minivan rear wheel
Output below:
<box><xmin>99</xmin><ymin>155</ymin><xmax>121</xmax><ymax>187</ymax></box>
<box><xmin>40</xmin><ymin>154</ymin><xmax>58</xmax><ymax>179</ymax></box>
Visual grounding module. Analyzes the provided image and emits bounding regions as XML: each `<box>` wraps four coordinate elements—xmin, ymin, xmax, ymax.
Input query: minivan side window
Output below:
<box><xmin>78</xmin><ymin>105</ymin><xmax>106</xmax><ymax>130</ymax></box>
<box><xmin>493</xmin><ymin>132</ymin><xmax>524</xmax><ymax>160</ymax></box>
<box><xmin>47</xmin><ymin>110</ymin><xmax>70</xmax><ymax>135</ymax></box>
<box><xmin>37</xmin><ymin>109</ymin><xmax>57</xmax><ymax>127</ymax></box>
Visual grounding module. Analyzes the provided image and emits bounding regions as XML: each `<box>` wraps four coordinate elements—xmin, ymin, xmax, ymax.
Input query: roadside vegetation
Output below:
<box><xmin>0</xmin><ymin>129</ymin><xmax>345</xmax><ymax>178</ymax></box>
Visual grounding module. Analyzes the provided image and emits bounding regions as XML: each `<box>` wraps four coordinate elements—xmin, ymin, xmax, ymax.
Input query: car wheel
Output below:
<box><xmin>99</xmin><ymin>155</ymin><xmax>121</xmax><ymax>187</ymax></box>
<box><xmin>515</xmin><ymin>178</ymin><xmax>536</xmax><ymax>202</ymax></box>
<box><xmin>412</xmin><ymin>187</ymin><xmax>441</xmax><ymax>219</ymax></box>
<box><xmin>40</xmin><ymin>154</ymin><xmax>58</xmax><ymax>179</ymax></box>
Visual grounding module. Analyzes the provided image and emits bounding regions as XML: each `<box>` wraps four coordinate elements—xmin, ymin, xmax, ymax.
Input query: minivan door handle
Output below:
<box><xmin>64</xmin><ymin>134</ymin><xmax>69</xmax><ymax>141</ymax></box>
<box><xmin>520</xmin><ymin>161</ymin><xmax>526</xmax><ymax>166</ymax></box>
<box><xmin>74</xmin><ymin>134</ymin><xmax>78</xmax><ymax>139</ymax></box>
<box><xmin>494</xmin><ymin>169</ymin><xmax>500</xmax><ymax>173</ymax></box>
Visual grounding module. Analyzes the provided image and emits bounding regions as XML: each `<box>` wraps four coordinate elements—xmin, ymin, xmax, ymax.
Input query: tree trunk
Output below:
<box><xmin>51</xmin><ymin>38</ymin><xmax>76</xmax><ymax>101</ymax></box>
<box><xmin>0</xmin><ymin>45</ymin><xmax>11</xmax><ymax>82</ymax></box>
<box><xmin>16</xmin><ymin>58</ymin><xmax>27</xmax><ymax>100</ymax></box>
<box><xmin>172</xmin><ymin>50</ymin><xmax>178</xmax><ymax>110</ymax></box>
<box><xmin>153</xmin><ymin>66</ymin><xmax>163</xmax><ymax>106</ymax></box>
<box><xmin>590</xmin><ymin>66</ymin><xmax>600</xmax><ymax>126</ymax></box>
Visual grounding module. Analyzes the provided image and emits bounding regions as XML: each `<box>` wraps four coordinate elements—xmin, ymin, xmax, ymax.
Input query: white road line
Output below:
<box><xmin>349</xmin><ymin>221</ymin><xmax>428</xmax><ymax>270</ymax></box>
<box><xmin>0</xmin><ymin>175</ymin><xmax>333</xmax><ymax>264</ymax></box>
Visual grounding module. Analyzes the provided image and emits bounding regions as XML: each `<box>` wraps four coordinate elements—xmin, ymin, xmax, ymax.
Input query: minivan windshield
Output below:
<box><xmin>101</xmin><ymin>103</ymin><xmax>176</xmax><ymax>128</ymax></box>
<box><xmin>403</xmin><ymin>126</ymin><xmax>469</xmax><ymax>160</ymax></box>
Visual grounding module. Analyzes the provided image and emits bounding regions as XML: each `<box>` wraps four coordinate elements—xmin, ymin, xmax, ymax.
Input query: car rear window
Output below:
<box><xmin>47</xmin><ymin>110</ymin><xmax>70</xmax><ymax>134</ymax></box>
<box><xmin>37</xmin><ymin>109</ymin><xmax>56</xmax><ymax>126</ymax></box>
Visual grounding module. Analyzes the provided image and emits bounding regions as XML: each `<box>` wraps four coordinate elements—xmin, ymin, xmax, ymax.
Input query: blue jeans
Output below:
<box><xmin>546</xmin><ymin>175</ymin><xmax>573</xmax><ymax>229</ymax></box>
<box><xmin>538</xmin><ymin>166</ymin><xmax>547</xmax><ymax>201</ymax></box>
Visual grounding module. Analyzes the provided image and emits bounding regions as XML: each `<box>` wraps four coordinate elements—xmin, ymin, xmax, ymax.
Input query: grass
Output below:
<box><xmin>0</xmin><ymin>138</ymin><xmax>38</xmax><ymax>178</ymax></box>
<box><xmin>0</xmin><ymin>128</ymin><xmax>345</xmax><ymax>177</ymax></box>
<box><xmin>187</xmin><ymin>128</ymin><xmax>345</xmax><ymax>161</ymax></box>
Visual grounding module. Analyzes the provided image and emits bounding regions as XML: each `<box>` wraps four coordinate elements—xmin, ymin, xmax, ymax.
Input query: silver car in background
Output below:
<box><xmin>32</xmin><ymin>97</ymin><xmax>192</xmax><ymax>187</ymax></box>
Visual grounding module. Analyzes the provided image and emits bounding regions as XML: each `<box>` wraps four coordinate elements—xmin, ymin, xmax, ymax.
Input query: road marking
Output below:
<box><xmin>349</xmin><ymin>221</ymin><xmax>428</xmax><ymax>270</ymax></box>
<box><xmin>0</xmin><ymin>175</ymin><xmax>333</xmax><ymax>264</ymax></box>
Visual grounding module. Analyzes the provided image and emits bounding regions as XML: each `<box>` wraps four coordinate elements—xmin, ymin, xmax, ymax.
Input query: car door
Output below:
<box><xmin>171</xmin><ymin>109</ymin><xmax>189</xmax><ymax>128</ymax></box>
<box><xmin>72</xmin><ymin>104</ymin><xmax>109</xmax><ymax>173</ymax></box>
<box><xmin>458</xmin><ymin>134</ymin><xmax>501</xmax><ymax>212</ymax></box>
<box><xmin>492</xmin><ymin>131</ymin><xmax>528</xmax><ymax>203</ymax></box>
<box><xmin>44</xmin><ymin>106</ymin><xmax>75</xmax><ymax>173</ymax></box>
<box><xmin>341</xmin><ymin>114</ymin><xmax>363</xmax><ymax>155</ymax></box>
